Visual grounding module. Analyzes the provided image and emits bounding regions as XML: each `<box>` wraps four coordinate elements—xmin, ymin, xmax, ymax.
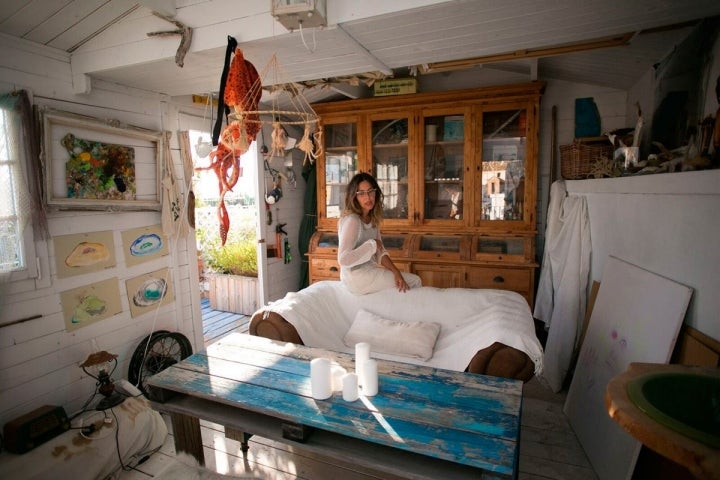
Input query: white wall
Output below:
<box><xmin>561</xmin><ymin>34</ymin><xmax>720</xmax><ymax>342</ymax></box>
<box><xmin>537</xmin><ymin>80</ymin><xmax>629</xmax><ymax>254</ymax></box>
<box><xmin>0</xmin><ymin>34</ymin><xmax>202</xmax><ymax>427</ymax></box>
<box><xmin>257</xmin><ymin>124</ymin><xmax>308</xmax><ymax>303</ymax></box>
<box><xmin>566</xmin><ymin>171</ymin><xmax>720</xmax><ymax>340</ymax></box>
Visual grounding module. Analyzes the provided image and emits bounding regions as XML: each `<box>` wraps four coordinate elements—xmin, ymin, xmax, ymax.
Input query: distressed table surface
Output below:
<box><xmin>148</xmin><ymin>333</ymin><xmax>522</xmax><ymax>479</ymax></box>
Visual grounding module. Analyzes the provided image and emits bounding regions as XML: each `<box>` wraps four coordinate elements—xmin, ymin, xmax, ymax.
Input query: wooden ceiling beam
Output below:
<box><xmin>420</xmin><ymin>32</ymin><xmax>636</xmax><ymax>74</ymax></box>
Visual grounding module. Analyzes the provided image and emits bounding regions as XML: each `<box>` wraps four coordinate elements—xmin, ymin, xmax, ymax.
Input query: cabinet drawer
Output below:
<box><xmin>466</xmin><ymin>267</ymin><xmax>531</xmax><ymax>293</ymax></box>
<box><xmin>413</xmin><ymin>263</ymin><xmax>463</xmax><ymax>288</ymax></box>
<box><xmin>310</xmin><ymin>257</ymin><xmax>340</xmax><ymax>278</ymax></box>
<box><xmin>310</xmin><ymin>276</ymin><xmax>340</xmax><ymax>285</ymax></box>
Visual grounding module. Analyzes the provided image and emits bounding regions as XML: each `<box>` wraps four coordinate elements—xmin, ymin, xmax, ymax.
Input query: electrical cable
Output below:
<box><xmin>298</xmin><ymin>21</ymin><xmax>317</xmax><ymax>53</ymax></box>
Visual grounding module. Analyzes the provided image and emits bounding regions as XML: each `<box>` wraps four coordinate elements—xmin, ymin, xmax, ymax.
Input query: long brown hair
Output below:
<box><xmin>342</xmin><ymin>172</ymin><xmax>384</xmax><ymax>226</ymax></box>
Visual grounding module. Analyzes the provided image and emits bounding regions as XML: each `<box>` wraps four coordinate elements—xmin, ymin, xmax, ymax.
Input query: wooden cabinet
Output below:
<box><xmin>309</xmin><ymin>83</ymin><xmax>544</xmax><ymax>306</ymax></box>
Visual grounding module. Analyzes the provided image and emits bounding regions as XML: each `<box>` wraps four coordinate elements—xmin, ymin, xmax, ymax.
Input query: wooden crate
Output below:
<box><xmin>208</xmin><ymin>274</ymin><xmax>258</xmax><ymax>315</ymax></box>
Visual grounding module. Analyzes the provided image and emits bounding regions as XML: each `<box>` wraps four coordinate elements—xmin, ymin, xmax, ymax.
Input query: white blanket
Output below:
<box><xmin>0</xmin><ymin>396</ymin><xmax>167</xmax><ymax>480</ymax></box>
<box><xmin>265</xmin><ymin>281</ymin><xmax>544</xmax><ymax>375</ymax></box>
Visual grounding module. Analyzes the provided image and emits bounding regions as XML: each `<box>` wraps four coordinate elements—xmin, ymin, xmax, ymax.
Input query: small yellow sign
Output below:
<box><xmin>373</xmin><ymin>78</ymin><xmax>418</xmax><ymax>97</ymax></box>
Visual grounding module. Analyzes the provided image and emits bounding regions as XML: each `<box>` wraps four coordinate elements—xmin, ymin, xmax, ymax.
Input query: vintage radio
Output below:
<box><xmin>3</xmin><ymin>405</ymin><xmax>70</xmax><ymax>454</ymax></box>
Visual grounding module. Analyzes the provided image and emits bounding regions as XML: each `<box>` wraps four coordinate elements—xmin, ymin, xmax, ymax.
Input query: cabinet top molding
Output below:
<box><xmin>312</xmin><ymin>82</ymin><xmax>546</xmax><ymax>114</ymax></box>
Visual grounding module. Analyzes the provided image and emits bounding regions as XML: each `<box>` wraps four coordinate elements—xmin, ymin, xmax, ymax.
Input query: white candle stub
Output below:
<box><xmin>362</xmin><ymin>359</ymin><xmax>378</xmax><ymax>396</ymax></box>
<box><xmin>331</xmin><ymin>364</ymin><xmax>347</xmax><ymax>391</ymax></box>
<box><xmin>355</xmin><ymin>342</ymin><xmax>370</xmax><ymax>387</ymax></box>
<box><xmin>310</xmin><ymin>357</ymin><xmax>332</xmax><ymax>400</ymax></box>
<box><xmin>342</xmin><ymin>372</ymin><xmax>359</xmax><ymax>402</ymax></box>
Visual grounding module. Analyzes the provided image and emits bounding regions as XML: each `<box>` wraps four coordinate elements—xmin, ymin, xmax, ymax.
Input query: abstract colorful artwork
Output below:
<box><xmin>126</xmin><ymin>267</ymin><xmax>174</xmax><ymax>318</ymax></box>
<box><xmin>41</xmin><ymin>108</ymin><xmax>163</xmax><ymax>211</ymax></box>
<box><xmin>61</xmin><ymin>278</ymin><xmax>123</xmax><ymax>331</ymax></box>
<box><xmin>121</xmin><ymin>225</ymin><xmax>168</xmax><ymax>267</ymax></box>
<box><xmin>54</xmin><ymin>230</ymin><xmax>116</xmax><ymax>278</ymax></box>
<box><xmin>62</xmin><ymin>133</ymin><xmax>136</xmax><ymax>200</ymax></box>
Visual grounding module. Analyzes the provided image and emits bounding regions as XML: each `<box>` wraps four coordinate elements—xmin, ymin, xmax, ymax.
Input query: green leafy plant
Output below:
<box><xmin>198</xmin><ymin>225</ymin><xmax>258</xmax><ymax>277</ymax></box>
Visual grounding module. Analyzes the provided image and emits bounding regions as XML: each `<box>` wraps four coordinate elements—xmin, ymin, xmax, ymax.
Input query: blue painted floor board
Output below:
<box><xmin>201</xmin><ymin>297</ymin><xmax>250</xmax><ymax>347</ymax></box>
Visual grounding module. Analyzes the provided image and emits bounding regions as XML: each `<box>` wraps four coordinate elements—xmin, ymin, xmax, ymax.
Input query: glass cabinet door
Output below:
<box><xmin>480</xmin><ymin>108</ymin><xmax>527</xmax><ymax>222</ymax></box>
<box><xmin>371</xmin><ymin>115</ymin><xmax>410</xmax><ymax>222</ymax></box>
<box><xmin>423</xmin><ymin>112</ymin><xmax>465</xmax><ymax>223</ymax></box>
<box><xmin>323</xmin><ymin>121</ymin><xmax>358</xmax><ymax>219</ymax></box>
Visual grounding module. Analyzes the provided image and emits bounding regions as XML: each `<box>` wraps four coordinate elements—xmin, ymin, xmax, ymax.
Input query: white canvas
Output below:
<box><xmin>564</xmin><ymin>255</ymin><xmax>692</xmax><ymax>480</ymax></box>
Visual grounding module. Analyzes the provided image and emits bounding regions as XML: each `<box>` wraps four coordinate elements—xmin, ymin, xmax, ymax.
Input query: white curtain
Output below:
<box><xmin>534</xmin><ymin>180</ymin><xmax>592</xmax><ymax>392</ymax></box>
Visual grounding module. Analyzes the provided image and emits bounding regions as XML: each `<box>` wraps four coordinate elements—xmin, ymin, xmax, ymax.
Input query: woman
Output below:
<box><xmin>337</xmin><ymin>172</ymin><xmax>422</xmax><ymax>294</ymax></box>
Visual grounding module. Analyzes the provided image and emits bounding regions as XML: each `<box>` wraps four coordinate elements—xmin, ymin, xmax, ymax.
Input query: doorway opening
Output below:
<box><xmin>188</xmin><ymin>129</ymin><xmax>259</xmax><ymax>299</ymax></box>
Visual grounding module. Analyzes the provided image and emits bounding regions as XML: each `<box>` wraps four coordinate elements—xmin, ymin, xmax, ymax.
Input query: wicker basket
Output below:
<box><xmin>560</xmin><ymin>139</ymin><xmax>614</xmax><ymax>180</ymax></box>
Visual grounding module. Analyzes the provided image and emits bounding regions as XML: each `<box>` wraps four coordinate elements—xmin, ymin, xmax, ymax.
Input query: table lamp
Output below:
<box><xmin>80</xmin><ymin>350</ymin><xmax>125</xmax><ymax>410</ymax></box>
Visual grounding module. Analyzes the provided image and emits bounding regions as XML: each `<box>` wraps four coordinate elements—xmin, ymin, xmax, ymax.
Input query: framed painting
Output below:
<box><xmin>40</xmin><ymin>107</ymin><xmax>163</xmax><ymax>210</ymax></box>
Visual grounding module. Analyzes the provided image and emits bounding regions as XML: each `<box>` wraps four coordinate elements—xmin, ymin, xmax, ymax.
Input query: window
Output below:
<box><xmin>0</xmin><ymin>92</ymin><xmax>39</xmax><ymax>281</ymax></box>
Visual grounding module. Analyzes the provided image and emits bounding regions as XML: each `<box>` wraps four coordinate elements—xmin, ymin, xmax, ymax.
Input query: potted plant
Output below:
<box><xmin>197</xmin><ymin>224</ymin><xmax>258</xmax><ymax>315</ymax></box>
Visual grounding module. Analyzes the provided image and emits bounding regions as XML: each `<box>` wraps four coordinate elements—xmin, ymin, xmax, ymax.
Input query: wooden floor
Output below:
<box><xmin>200</xmin><ymin>296</ymin><xmax>252</xmax><ymax>346</ymax></box>
<box><xmin>118</xmin><ymin>300</ymin><xmax>599</xmax><ymax>480</ymax></box>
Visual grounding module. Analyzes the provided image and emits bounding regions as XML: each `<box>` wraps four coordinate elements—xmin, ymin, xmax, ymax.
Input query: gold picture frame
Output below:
<box><xmin>40</xmin><ymin>107</ymin><xmax>164</xmax><ymax>211</ymax></box>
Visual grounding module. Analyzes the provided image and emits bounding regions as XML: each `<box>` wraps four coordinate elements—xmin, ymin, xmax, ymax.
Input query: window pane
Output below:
<box><xmin>0</xmin><ymin>106</ymin><xmax>26</xmax><ymax>272</ymax></box>
<box><xmin>0</xmin><ymin>218</ymin><xmax>21</xmax><ymax>270</ymax></box>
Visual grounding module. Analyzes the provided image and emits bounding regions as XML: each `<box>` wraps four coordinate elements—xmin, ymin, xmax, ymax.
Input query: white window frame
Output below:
<box><xmin>0</xmin><ymin>97</ymin><xmax>41</xmax><ymax>284</ymax></box>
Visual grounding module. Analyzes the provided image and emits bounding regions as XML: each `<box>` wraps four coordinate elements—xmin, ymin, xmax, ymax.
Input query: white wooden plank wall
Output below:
<box><xmin>535</xmin><ymin>79</ymin><xmax>629</xmax><ymax>255</ymax></box>
<box><xmin>0</xmin><ymin>35</ymin><xmax>201</xmax><ymax>428</ymax></box>
<box><xmin>261</xmin><ymin>122</ymin><xmax>307</xmax><ymax>302</ymax></box>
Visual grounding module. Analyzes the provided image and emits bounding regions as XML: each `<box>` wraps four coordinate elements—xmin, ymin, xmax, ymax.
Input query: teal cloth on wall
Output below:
<box><xmin>575</xmin><ymin>97</ymin><xmax>601</xmax><ymax>138</ymax></box>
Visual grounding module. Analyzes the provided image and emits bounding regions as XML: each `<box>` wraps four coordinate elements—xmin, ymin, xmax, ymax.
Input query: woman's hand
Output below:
<box><xmin>394</xmin><ymin>272</ymin><xmax>410</xmax><ymax>292</ymax></box>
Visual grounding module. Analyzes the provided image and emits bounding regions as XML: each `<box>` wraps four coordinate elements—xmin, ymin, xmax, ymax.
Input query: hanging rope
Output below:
<box><xmin>226</xmin><ymin>53</ymin><xmax>323</xmax><ymax>164</ymax></box>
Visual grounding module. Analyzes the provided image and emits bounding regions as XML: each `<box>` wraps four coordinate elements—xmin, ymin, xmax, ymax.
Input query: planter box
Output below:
<box><xmin>208</xmin><ymin>274</ymin><xmax>259</xmax><ymax>315</ymax></box>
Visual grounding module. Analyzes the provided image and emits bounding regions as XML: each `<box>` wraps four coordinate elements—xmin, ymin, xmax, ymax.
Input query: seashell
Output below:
<box><xmin>129</xmin><ymin>233</ymin><xmax>163</xmax><ymax>257</ymax></box>
<box><xmin>65</xmin><ymin>242</ymin><xmax>110</xmax><ymax>267</ymax></box>
<box><xmin>133</xmin><ymin>277</ymin><xmax>167</xmax><ymax>307</ymax></box>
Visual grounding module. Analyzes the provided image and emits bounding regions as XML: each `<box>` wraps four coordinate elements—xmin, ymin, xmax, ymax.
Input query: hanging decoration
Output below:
<box><xmin>229</xmin><ymin>52</ymin><xmax>323</xmax><ymax>166</ymax></box>
<box><xmin>196</xmin><ymin>44</ymin><xmax>258</xmax><ymax>246</ymax></box>
<box><xmin>199</xmin><ymin>40</ymin><xmax>323</xmax><ymax>245</ymax></box>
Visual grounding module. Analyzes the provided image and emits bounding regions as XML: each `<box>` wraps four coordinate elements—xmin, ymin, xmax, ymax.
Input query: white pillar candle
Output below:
<box><xmin>310</xmin><ymin>358</ymin><xmax>332</xmax><ymax>400</ymax></box>
<box><xmin>362</xmin><ymin>359</ymin><xmax>378</xmax><ymax>396</ymax></box>
<box><xmin>341</xmin><ymin>373</ymin><xmax>359</xmax><ymax>402</ymax></box>
<box><xmin>355</xmin><ymin>342</ymin><xmax>370</xmax><ymax>387</ymax></box>
<box><xmin>331</xmin><ymin>364</ymin><xmax>347</xmax><ymax>391</ymax></box>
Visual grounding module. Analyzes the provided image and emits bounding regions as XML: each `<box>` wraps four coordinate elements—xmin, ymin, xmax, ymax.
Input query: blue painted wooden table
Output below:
<box><xmin>148</xmin><ymin>333</ymin><xmax>522</xmax><ymax>479</ymax></box>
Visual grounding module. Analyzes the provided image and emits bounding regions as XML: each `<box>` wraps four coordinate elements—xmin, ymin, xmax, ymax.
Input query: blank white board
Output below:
<box><xmin>563</xmin><ymin>256</ymin><xmax>692</xmax><ymax>480</ymax></box>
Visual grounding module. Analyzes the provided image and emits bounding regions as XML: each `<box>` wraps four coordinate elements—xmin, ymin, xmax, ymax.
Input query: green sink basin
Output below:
<box><xmin>627</xmin><ymin>371</ymin><xmax>720</xmax><ymax>448</ymax></box>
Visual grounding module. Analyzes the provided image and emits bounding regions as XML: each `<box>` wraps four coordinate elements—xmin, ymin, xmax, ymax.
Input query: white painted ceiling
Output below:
<box><xmin>1</xmin><ymin>0</ymin><xmax>720</xmax><ymax>102</ymax></box>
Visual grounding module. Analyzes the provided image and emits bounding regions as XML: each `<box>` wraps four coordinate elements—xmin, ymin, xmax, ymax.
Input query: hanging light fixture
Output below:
<box><xmin>79</xmin><ymin>350</ymin><xmax>125</xmax><ymax>410</ymax></box>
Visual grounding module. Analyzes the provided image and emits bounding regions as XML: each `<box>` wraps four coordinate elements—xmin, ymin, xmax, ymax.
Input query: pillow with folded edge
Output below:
<box><xmin>343</xmin><ymin>309</ymin><xmax>441</xmax><ymax>361</ymax></box>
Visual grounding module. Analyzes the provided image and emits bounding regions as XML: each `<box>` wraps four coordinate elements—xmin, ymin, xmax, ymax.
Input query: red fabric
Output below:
<box><xmin>223</xmin><ymin>48</ymin><xmax>261</xmax><ymax>141</ymax></box>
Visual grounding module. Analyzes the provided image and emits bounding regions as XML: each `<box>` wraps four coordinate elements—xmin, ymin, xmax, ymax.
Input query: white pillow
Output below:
<box><xmin>343</xmin><ymin>309</ymin><xmax>441</xmax><ymax>360</ymax></box>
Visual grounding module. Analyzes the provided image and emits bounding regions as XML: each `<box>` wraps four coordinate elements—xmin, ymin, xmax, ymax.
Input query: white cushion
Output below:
<box><xmin>343</xmin><ymin>309</ymin><xmax>441</xmax><ymax>360</ymax></box>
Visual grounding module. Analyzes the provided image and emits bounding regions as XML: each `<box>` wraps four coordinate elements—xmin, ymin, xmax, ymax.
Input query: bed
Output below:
<box><xmin>249</xmin><ymin>281</ymin><xmax>543</xmax><ymax>382</ymax></box>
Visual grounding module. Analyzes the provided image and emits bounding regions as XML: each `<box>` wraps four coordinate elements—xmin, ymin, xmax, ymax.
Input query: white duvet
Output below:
<box><xmin>265</xmin><ymin>281</ymin><xmax>544</xmax><ymax>375</ymax></box>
